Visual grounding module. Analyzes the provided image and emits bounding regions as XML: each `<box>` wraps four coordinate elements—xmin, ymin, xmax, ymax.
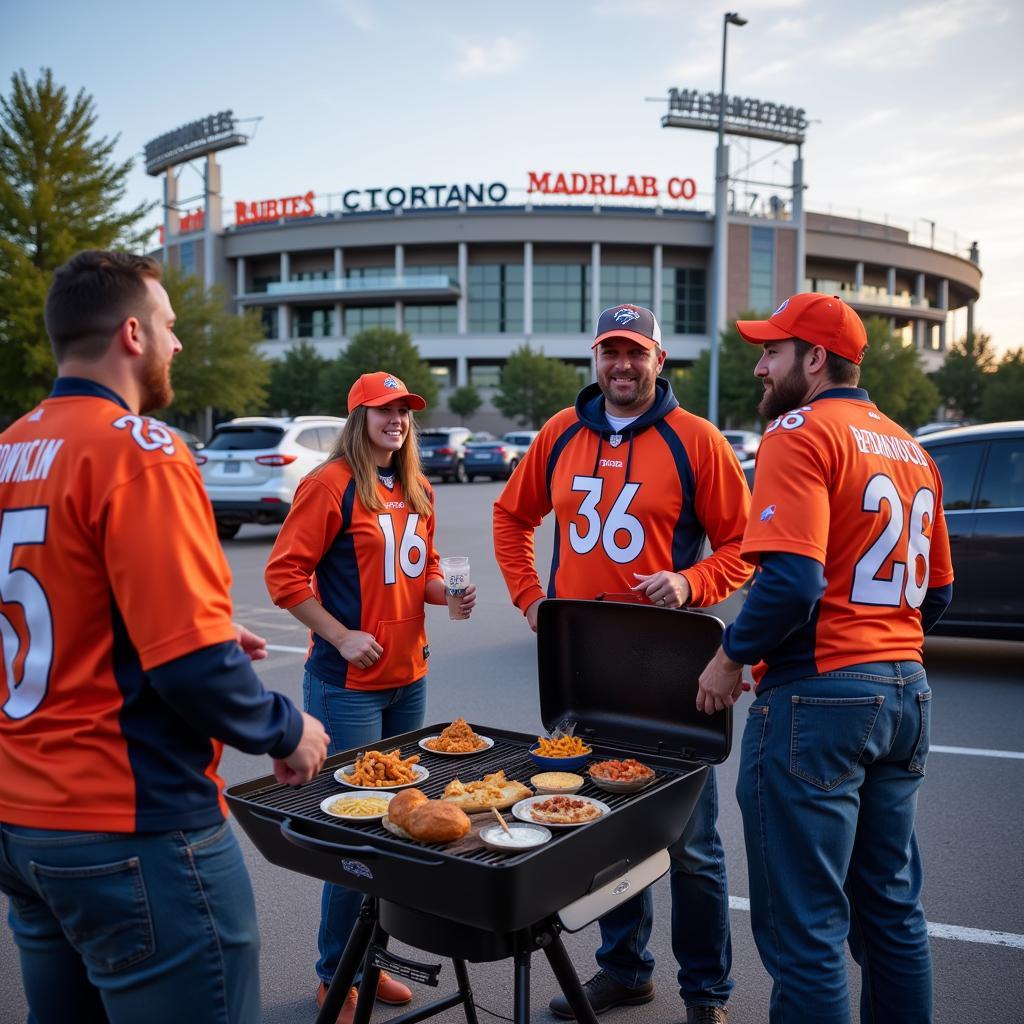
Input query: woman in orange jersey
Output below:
<box><xmin>265</xmin><ymin>371</ymin><xmax>476</xmax><ymax>1022</ymax></box>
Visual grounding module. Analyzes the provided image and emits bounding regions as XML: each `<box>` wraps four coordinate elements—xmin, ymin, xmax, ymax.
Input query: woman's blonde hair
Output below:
<box><xmin>322</xmin><ymin>404</ymin><xmax>433</xmax><ymax>516</ymax></box>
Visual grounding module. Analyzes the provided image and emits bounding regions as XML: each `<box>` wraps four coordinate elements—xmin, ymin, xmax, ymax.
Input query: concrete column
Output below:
<box><xmin>886</xmin><ymin>267</ymin><xmax>896</xmax><ymax>297</ymax></box>
<box><xmin>912</xmin><ymin>320</ymin><xmax>924</xmax><ymax>349</ymax></box>
<box><xmin>967</xmin><ymin>299</ymin><xmax>975</xmax><ymax>341</ymax></box>
<box><xmin>235</xmin><ymin>257</ymin><xmax>246</xmax><ymax>304</ymax></box>
<box><xmin>915</xmin><ymin>272</ymin><xmax>925</xmax><ymax>305</ymax></box>
<box><xmin>278</xmin><ymin>304</ymin><xmax>290</xmax><ymax>341</ymax></box>
<box><xmin>652</xmin><ymin>245</ymin><xmax>664</xmax><ymax>326</ymax></box>
<box><xmin>203</xmin><ymin>153</ymin><xmax>221</xmax><ymax>290</ymax></box>
<box><xmin>163</xmin><ymin>169</ymin><xmax>180</xmax><ymax>250</ymax></box>
<box><xmin>333</xmin><ymin>303</ymin><xmax>342</xmax><ymax>337</ymax></box>
<box><xmin>938</xmin><ymin>279</ymin><xmax>949</xmax><ymax>349</ymax></box>
<box><xmin>854</xmin><ymin>261</ymin><xmax>864</xmax><ymax>293</ymax></box>
<box><xmin>456</xmin><ymin>355</ymin><xmax>468</xmax><ymax>387</ymax></box>
<box><xmin>591</xmin><ymin>242</ymin><xmax>601</xmax><ymax>329</ymax></box>
<box><xmin>394</xmin><ymin>245</ymin><xmax>404</xmax><ymax>331</ymax></box>
<box><xmin>793</xmin><ymin>152</ymin><xmax>805</xmax><ymax>292</ymax></box>
<box><xmin>334</xmin><ymin>247</ymin><xmax>344</xmax><ymax>282</ymax></box>
<box><xmin>280</xmin><ymin>251</ymin><xmax>290</xmax><ymax>284</ymax></box>
<box><xmin>457</xmin><ymin>242</ymin><xmax>468</xmax><ymax>334</ymax></box>
<box><xmin>523</xmin><ymin>242</ymin><xmax>534</xmax><ymax>337</ymax></box>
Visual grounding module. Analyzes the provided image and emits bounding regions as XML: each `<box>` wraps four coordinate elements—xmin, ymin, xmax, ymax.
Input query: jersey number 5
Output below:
<box><xmin>568</xmin><ymin>476</ymin><xmax>646</xmax><ymax>564</ymax></box>
<box><xmin>0</xmin><ymin>508</ymin><xmax>53</xmax><ymax>720</ymax></box>
<box><xmin>851</xmin><ymin>474</ymin><xmax>935</xmax><ymax>609</ymax></box>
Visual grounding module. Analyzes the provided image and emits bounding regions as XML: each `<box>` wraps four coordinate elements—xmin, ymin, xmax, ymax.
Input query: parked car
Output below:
<box><xmin>914</xmin><ymin>420</ymin><xmax>971</xmax><ymax>437</ymax></box>
<box><xmin>197</xmin><ymin>415</ymin><xmax>346</xmax><ymax>539</ymax></box>
<box><xmin>418</xmin><ymin>427</ymin><xmax>472</xmax><ymax>483</ymax></box>
<box><xmin>739</xmin><ymin>457</ymin><xmax>756</xmax><ymax>491</ymax></box>
<box><xmin>464</xmin><ymin>439</ymin><xmax>521</xmax><ymax>481</ymax></box>
<box><xmin>502</xmin><ymin>430</ymin><xmax>539</xmax><ymax>458</ymax></box>
<box><xmin>919</xmin><ymin>421</ymin><xmax>1024</xmax><ymax>641</ymax></box>
<box><xmin>167</xmin><ymin>425</ymin><xmax>204</xmax><ymax>455</ymax></box>
<box><xmin>722</xmin><ymin>429</ymin><xmax>761</xmax><ymax>460</ymax></box>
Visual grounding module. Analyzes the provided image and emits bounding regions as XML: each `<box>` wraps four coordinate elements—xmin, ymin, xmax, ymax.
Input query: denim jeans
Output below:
<box><xmin>737</xmin><ymin>661</ymin><xmax>933</xmax><ymax>1024</ymax></box>
<box><xmin>0</xmin><ymin>819</ymin><xmax>260</xmax><ymax>1023</ymax></box>
<box><xmin>304</xmin><ymin>670</ymin><xmax>427</xmax><ymax>984</ymax></box>
<box><xmin>596</xmin><ymin>767</ymin><xmax>733</xmax><ymax>1008</ymax></box>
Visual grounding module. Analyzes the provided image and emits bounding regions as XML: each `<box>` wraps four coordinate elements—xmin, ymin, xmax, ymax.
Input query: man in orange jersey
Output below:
<box><xmin>494</xmin><ymin>304</ymin><xmax>751</xmax><ymax>1024</ymax></box>
<box><xmin>697</xmin><ymin>294</ymin><xmax>954</xmax><ymax>1024</ymax></box>
<box><xmin>0</xmin><ymin>251</ymin><xmax>328</xmax><ymax>1024</ymax></box>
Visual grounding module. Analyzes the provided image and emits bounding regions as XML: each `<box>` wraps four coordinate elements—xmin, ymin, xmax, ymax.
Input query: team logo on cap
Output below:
<box><xmin>773</xmin><ymin>299</ymin><xmax>789</xmax><ymax>317</ymax></box>
<box><xmin>383</xmin><ymin>375</ymin><xmax>401</xmax><ymax>390</ymax></box>
<box><xmin>613</xmin><ymin>307</ymin><xmax>641</xmax><ymax>325</ymax></box>
<box><xmin>760</xmin><ymin>504</ymin><xmax>777</xmax><ymax>522</ymax></box>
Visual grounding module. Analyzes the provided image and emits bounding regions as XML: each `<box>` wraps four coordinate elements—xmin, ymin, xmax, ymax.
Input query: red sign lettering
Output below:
<box><xmin>235</xmin><ymin>189</ymin><xmax>316</xmax><ymax>226</ymax></box>
<box><xmin>526</xmin><ymin>172</ymin><xmax>694</xmax><ymax>201</ymax></box>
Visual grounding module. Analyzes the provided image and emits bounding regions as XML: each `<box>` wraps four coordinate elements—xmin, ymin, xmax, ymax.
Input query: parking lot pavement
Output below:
<box><xmin>1</xmin><ymin>479</ymin><xmax>1022</xmax><ymax>1022</ymax></box>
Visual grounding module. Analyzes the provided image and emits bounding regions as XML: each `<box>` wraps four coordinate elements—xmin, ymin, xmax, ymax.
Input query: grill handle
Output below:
<box><xmin>278</xmin><ymin>818</ymin><xmax>447</xmax><ymax>867</ymax></box>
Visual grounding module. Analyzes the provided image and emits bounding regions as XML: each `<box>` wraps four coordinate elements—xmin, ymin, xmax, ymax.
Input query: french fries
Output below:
<box><xmin>328</xmin><ymin>796</ymin><xmax>390</xmax><ymax>816</ymax></box>
<box><xmin>534</xmin><ymin>734</ymin><xmax>591</xmax><ymax>758</ymax></box>
<box><xmin>343</xmin><ymin>749</ymin><xmax>421</xmax><ymax>787</ymax></box>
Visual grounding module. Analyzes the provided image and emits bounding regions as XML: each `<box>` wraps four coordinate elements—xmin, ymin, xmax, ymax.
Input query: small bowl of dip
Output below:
<box><xmin>480</xmin><ymin>822</ymin><xmax>553</xmax><ymax>852</ymax></box>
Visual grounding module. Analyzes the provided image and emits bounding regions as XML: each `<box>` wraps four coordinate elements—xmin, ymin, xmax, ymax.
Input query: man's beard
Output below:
<box><xmin>758</xmin><ymin>362</ymin><xmax>809</xmax><ymax>420</ymax></box>
<box><xmin>139</xmin><ymin>343</ymin><xmax>174</xmax><ymax>413</ymax></box>
<box><xmin>601</xmin><ymin>372</ymin><xmax>655</xmax><ymax>410</ymax></box>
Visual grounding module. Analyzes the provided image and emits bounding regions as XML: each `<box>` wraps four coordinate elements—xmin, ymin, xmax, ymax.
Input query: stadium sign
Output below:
<box><xmin>527</xmin><ymin>170</ymin><xmax>697</xmax><ymax>200</ymax></box>
<box><xmin>144</xmin><ymin>110</ymin><xmax>247</xmax><ymax>175</ymax></box>
<box><xmin>236</xmin><ymin>191</ymin><xmax>316</xmax><ymax>226</ymax></box>
<box><xmin>663</xmin><ymin>89</ymin><xmax>807</xmax><ymax>145</ymax></box>
<box><xmin>340</xmin><ymin>181</ymin><xmax>509</xmax><ymax>212</ymax></box>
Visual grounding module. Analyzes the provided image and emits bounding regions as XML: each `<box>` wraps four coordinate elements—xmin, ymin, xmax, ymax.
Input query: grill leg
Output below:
<box><xmin>317</xmin><ymin>895</ymin><xmax>377</xmax><ymax>1024</ymax></box>
<box><xmin>351</xmin><ymin>920</ymin><xmax>388</xmax><ymax>1024</ymax></box>
<box><xmin>451</xmin><ymin>959</ymin><xmax>479</xmax><ymax>1024</ymax></box>
<box><xmin>513</xmin><ymin>949</ymin><xmax>530</xmax><ymax>1024</ymax></box>
<box><xmin>540</xmin><ymin>925</ymin><xmax>600</xmax><ymax>1024</ymax></box>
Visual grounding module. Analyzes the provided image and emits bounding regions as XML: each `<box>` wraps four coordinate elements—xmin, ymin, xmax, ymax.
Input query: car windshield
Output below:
<box><xmin>206</xmin><ymin>426</ymin><xmax>285</xmax><ymax>450</ymax></box>
<box><xmin>419</xmin><ymin>432</ymin><xmax>453</xmax><ymax>443</ymax></box>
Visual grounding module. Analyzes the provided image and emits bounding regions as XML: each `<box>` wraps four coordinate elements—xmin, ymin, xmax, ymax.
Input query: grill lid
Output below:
<box><xmin>536</xmin><ymin>599</ymin><xmax>731</xmax><ymax>764</ymax></box>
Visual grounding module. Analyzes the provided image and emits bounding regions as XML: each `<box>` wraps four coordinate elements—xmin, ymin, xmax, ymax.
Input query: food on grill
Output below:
<box><xmin>534</xmin><ymin>734</ymin><xmax>591</xmax><ymax>758</ymax></box>
<box><xmin>388</xmin><ymin>788</ymin><xmax>429</xmax><ymax>830</ymax></box>
<box><xmin>424</xmin><ymin>718</ymin><xmax>486</xmax><ymax>753</ymax></box>
<box><xmin>406</xmin><ymin>801</ymin><xmax>472</xmax><ymax>843</ymax></box>
<box><xmin>530</xmin><ymin>772</ymin><xmax>584</xmax><ymax>795</ymax></box>
<box><xmin>327</xmin><ymin>796</ymin><xmax>391</xmax><ymax>817</ymax></box>
<box><xmin>481</xmin><ymin>824</ymin><xmax>551</xmax><ymax>849</ymax></box>
<box><xmin>589</xmin><ymin>759</ymin><xmax>654</xmax><ymax>782</ymax></box>
<box><xmin>442</xmin><ymin>770</ymin><xmax>532</xmax><ymax>812</ymax></box>
<box><xmin>528</xmin><ymin>796</ymin><xmax>604</xmax><ymax>825</ymax></box>
<box><xmin>343</xmin><ymin>749</ymin><xmax>421</xmax><ymax>787</ymax></box>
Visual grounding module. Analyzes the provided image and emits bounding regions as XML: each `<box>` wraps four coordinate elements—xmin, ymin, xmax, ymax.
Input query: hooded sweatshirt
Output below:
<box><xmin>493</xmin><ymin>378</ymin><xmax>752</xmax><ymax>612</ymax></box>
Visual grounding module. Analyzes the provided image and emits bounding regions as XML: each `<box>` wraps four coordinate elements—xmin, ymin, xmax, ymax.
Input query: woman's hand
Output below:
<box><xmin>337</xmin><ymin>631</ymin><xmax>383</xmax><ymax>670</ymax></box>
<box><xmin>457</xmin><ymin>583</ymin><xmax>477</xmax><ymax>617</ymax></box>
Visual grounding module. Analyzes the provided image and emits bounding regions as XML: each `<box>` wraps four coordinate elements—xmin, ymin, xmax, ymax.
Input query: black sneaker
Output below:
<box><xmin>549</xmin><ymin>969</ymin><xmax>655</xmax><ymax>1019</ymax></box>
<box><xmin>686</xmin><ymin>1006</ymin><xmax>729</xmax><ymax>1024</ymax></box>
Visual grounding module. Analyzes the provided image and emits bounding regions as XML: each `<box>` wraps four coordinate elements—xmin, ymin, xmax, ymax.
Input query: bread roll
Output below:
<box><xmin>405</xmin><ymin>801</ymin><xmax>471</xmax><ymax>843</ymax></box>
<box><xmin>388</xmin><ymin>788</ymin><xmax>428</xmax><ymax>830</ymax></box>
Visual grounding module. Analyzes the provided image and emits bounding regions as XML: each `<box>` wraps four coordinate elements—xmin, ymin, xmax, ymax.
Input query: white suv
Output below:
<box><xmin>197</xmin><ymin>416</ymin><xmax>346</xmax><ymax>539</ymax></box>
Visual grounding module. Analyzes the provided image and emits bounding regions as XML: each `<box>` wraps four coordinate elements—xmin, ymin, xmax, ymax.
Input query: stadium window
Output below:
<box><xmin>749</xmin><ymin>227</ymin><xmax>775</xmax><ymax>312</ymax></box>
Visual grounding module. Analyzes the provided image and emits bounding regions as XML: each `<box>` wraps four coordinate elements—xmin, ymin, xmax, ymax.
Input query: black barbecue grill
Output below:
<box><xmin>227</xmin><ymin>600</ymin><xmax>731</xmax><ymax>1024</ymax></box>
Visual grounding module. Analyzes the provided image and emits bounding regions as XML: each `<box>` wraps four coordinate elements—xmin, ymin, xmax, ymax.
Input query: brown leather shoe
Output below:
<box><xmin>315</xmin><ymin>982</ymin><xmax>358</xmax><ymax>1024</ymax></box>
<box><xmin>376</xmin><ymin>970</ymin><xmax>413</xmax><ymax>1005</ymax></box>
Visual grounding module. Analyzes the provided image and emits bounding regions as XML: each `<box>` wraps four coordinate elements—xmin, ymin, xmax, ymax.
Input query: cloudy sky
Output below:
<box><xmin>4</xmin><ymin>0</ymin><xmax>1021</xmax><ymax>352</ymax></box>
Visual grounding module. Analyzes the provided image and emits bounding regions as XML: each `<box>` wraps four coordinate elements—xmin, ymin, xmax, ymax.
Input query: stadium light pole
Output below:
<box><xmin>710</xmin><ymin>10</ymin><xmax>747</xmax><ymax>427</ymax></box>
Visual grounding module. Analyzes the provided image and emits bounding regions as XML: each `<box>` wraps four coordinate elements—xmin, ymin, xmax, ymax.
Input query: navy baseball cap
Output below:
<box><xmin>592</xmin><ymin>304</ymin><xmax>663</xmax><ymax>350</ymax></box>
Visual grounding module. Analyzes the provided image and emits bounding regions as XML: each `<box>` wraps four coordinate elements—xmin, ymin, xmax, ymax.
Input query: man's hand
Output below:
<box><xmin>457</xmin><ymin>584</ymin><xmax>478</xmax><ymax>617</ymax></box>
<box><xmin>273</xmin><ymin>712</ymin><xmax>329</xmax><ymax>786</ymax></box>
<box><xmin>337</xmin><ymin>631</ymin><xmax>383</xmax><ymax>670</ymax></box>
<box><xmin>234</xmin><ymin>622</ymin><xmax>268</xmax><ymax>662</ymax></box>
<box><xmin>697</xmin><ymin>646</ymin><xmax>746</xmax><ymax>714</ymax></box>
<box><xmin>525</xmin><ymin>597</ymin><xmax>544</xmax><ymax>633</ymax></box>
<box><xmin>632</xmin><ymin>571</ymin><xmax>691</xmax><ymax>609</ymax></box>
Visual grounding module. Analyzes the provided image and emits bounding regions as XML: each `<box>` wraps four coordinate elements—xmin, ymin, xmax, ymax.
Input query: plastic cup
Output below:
<box><xmin>440</xmin><ymin>556</ymin><xmax>470</xmax><ymax>621</ymax></box>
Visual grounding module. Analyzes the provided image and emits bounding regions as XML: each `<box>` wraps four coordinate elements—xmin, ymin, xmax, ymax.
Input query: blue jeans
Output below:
<box><xmin>596</xmin><ymin>767</ymin><xmax>733</xmax><ymax>1008</ymax></box>
<box><xmin>304</xmin><ymin>670</ymin><xmax>427</xmax><ymax>984</ymax></box>
<box><xmin>0</xmin><ymin>819</ymin><xmax>260</xmax><ymax>1024</ymax></box>
<box><xmin>737</xmin><ymin>662</ymin><xmax>933</xmax><ymax>1024</ymax></box>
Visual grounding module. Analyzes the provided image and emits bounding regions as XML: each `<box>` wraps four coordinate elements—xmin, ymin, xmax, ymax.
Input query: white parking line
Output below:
<box><xmin>728</xmin><ymin>897</ymin><xmax>1024</xmax><ymax>949</ymax></box>
<box><xmin>931</xmin><ymin>744</ymin><xmax>1024</xmax><ymax>760</ymax></box>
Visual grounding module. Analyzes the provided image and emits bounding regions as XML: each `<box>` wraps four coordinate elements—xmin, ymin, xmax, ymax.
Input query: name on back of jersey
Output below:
<box><xmin>848</xmin><ymin>426</ymin><xmax>928</xmax><ymax>467</ymax></box>
<box><xmin>0</xmin><ymin>438</ymin><xmax>64</xmax><ymax>484</ymax></box>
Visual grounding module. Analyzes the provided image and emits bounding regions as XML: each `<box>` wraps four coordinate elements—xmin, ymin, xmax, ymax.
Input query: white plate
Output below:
<box><xmin>588</xmin><ymin>772</ymin><xmax>656</xmax><ymax>794</ymax></box>
<box><xmin>333</xmin><ymin>762</ymin><xmax>429</xmax><ymax>790</ymax></box>
<box><xmin>320</xmin><ymin>791</ymin><xmax>394</xmax><ymax>820</ymax></box>
<box><xmin>511</xmin><ymin>794</ymin><xmax>611</xmax><ymax>829</ymax></box>
<box><xmin>479</xmin><ymin>822</ymin><xmax>553</xmax><ymax>852</ymax></box>
<box><xmin>417</xmin><ymin>734</ymin><xmax>495</xmax><ymax>756</ymax></box>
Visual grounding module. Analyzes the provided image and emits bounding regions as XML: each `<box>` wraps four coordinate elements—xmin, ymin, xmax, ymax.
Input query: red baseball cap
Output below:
<box><xmin>347</xmin><ymin>371</ymin><xmax>427</xmax><ymax>414</ymax></box>
<box><xmin>735</xmin><ymin>293</ymin><xmax>868</xmax><ymax>364</ymax></box>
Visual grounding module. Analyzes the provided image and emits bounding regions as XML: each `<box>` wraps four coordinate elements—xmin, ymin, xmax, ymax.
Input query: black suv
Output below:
<box><xmin>920</xmin><ymin>421</ymin><xmax>1024</xmax><ymax>641</ymax></box>
<box><xmin>418</xmin><ymin>427</ymin><xmax>472</xmax><ymax>483</ymax></box>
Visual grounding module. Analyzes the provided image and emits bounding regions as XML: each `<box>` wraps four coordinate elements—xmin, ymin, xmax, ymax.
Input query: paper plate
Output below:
<box><xmin>320</xmin><ymin>791</ymin><xmax>394</xmax><ymax>820</ymax></box>
<box><xmin>417</xmin><ymin>734</ymin><xmax>495</xmax><ymax>756</ymax></box>
<box><xmin>511</xmin><ymin>794</ymin><xmax>610</xmax><ymax>829</ymax></box>
<box><xmin>333</xmin><ymin>763</ymin><xmax>429</xmax><ymax>790</ymax></box>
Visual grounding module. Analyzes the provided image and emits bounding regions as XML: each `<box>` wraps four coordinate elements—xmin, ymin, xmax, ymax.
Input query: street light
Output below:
<box><xmin>709</xmin><ymin>10</ymin><xmax>747</xmax><ymax>427</ymax></box>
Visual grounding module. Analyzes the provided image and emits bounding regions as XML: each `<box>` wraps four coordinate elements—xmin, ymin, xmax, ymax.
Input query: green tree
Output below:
<box><xmin>325</xmin><ymin>327</ymin><xmax>438</xmax><ymax>415</ymax></box>
<box><xmin>980</xmin><ymin>348</ymin><xmax>1024</xmax><ymax>422</ymax></box>
<box><xmin>265</xmin><ymin>341</ymin><xmax>333</xmax><ymax>415</ymax></box>
<box><xmin>857</xmin><ymin>317</ymin><xmax>940</xmax><ymax>429</ymax></box>
<box><xmin>155</xmin><ymin>268</ymin><xmax>269</xmax><ymax>420</ymax></box>
<box><xmin>0</xmin><ymin>68</ymin><xmax>153</xmax><ymax>418</ymax></box>
<box><xmin>493</xmin><ymin>345</ymin><xmax>581</xmax><ymax>428</ymax></box>
<box><xmin>448</xmin><ymin>384</ymin><xmax>482</xmax><ymax>424</ymax></box>
<box><xmin>932</xmin><ymin>332</ymin><xmax>997</xmax><ymax>420</ymax></box>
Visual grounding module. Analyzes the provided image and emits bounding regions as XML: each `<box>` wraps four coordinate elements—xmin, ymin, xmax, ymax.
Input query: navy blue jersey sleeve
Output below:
<box><xmin>149</xmin><ymin>641</ymin><xmax>303</xmax><ymax>759</ymax></box>
<box><xmin>920</xmin><ymin>583</ymin><xmax>953</xmax><ymax>634</ymax></box>
<box><xmin>722</xmin><ymin>552</ymin><xmax>826</xmax><ymax>665</ymax></box>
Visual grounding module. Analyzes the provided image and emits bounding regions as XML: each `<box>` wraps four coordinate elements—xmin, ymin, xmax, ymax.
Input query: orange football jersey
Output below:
<box><xmin>742</xmin><ymin>392</ymin><xmax>954</xmax><ymax>685</ymax></box>
<box><xmin>265</xmin><ymin>459</ymin><xmax>442</xmax><ymax>689</ymax></box>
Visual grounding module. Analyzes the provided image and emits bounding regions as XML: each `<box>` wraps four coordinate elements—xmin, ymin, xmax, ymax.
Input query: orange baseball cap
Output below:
<box><xmin>735</xmin><ymin>293</ymin><xmax>868</xmax><ymax>364</ymax></box>
<box><xmin>347</xmin><ymin>371</ymin><xmax>427</xmax><ymax>413</ymax></box>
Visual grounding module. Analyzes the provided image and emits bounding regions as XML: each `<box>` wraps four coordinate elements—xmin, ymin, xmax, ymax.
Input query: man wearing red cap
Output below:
<box><xmin>696</xmin><ymin>294</ymin><xmax>954</xmax><ymax>1023</ymax></box>
<box><xmin>495</xmin><ymin>304</ymin><xmax>751</xmax><ymax>1024</ymax></box>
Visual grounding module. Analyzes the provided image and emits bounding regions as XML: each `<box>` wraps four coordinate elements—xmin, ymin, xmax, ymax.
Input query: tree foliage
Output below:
<box><xmin>155</xmin><ymin>268</ymin><xmax>269</xmax><ymax>419</ymax></box>
<box><xmin>266</xmin><ymin>341</ymin><xmax>334</xmax><ymax>415</ymax></box>
<box><xmin>856</xmin><ymin>317</ymin><xmax>940</xmax><ymax>429</ymax></box>
<box><xmin>0</xmin><ymin>68</ymin><xmax>154</xmax><ymax>418</ymax></box>
<box><xmin>932</xmin><ymin>332</ymin><xmax>998</xmax><ymax>420</ymax></box>
<box><xmin>493</xmin><ymin>345</ymin><xmax>581</xmax><ymax>428</ymax></box>
<box><xmin>325</xmin><ymin>327</ymin><xmax>438</xmax><ymax>417</ymax></box>
<box><xmin>980</xmin><ymin>348</ymin><xmax>1024</xmax><ymax>422</ymax></box>
<box><xmin>448</xmin><ymin>384</ymin><xmax>482</xmax><ymax>423</ymax></box>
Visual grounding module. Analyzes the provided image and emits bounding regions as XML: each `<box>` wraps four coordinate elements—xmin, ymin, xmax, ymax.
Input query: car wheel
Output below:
<box><xmin>466</xmin><ymin>474</ymin><xmax>476</xmax><ymax>482</ymax></box>
<box><xmin>216</xmin><ymin>522</ymin><xmax>241</xmax><ymax>540</ymax></box>
<box><xmin>453</xmin><ymin>460</ymin><xmax>468</xmax><ymax>484</ymax></box>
